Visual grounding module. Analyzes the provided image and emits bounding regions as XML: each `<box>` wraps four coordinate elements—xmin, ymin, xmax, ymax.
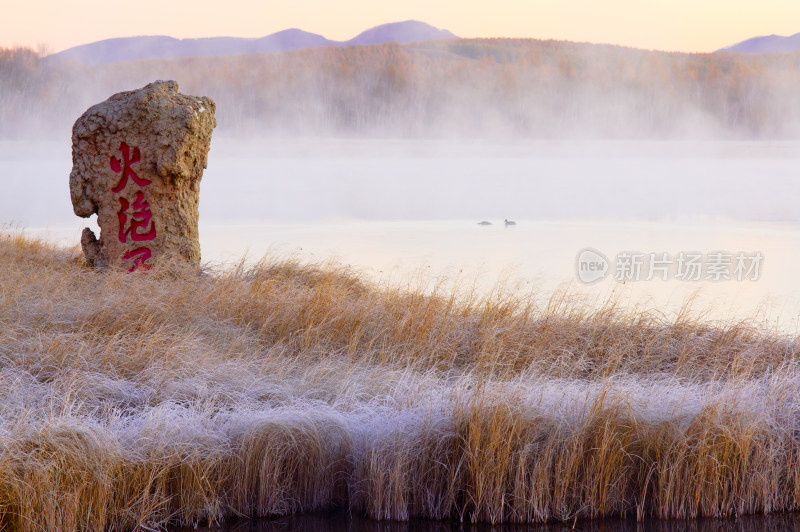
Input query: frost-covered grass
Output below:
<box><xmin>2</xmin><ymin>231</ymin><xmax>800</xmax><ymax>530</ymax></box>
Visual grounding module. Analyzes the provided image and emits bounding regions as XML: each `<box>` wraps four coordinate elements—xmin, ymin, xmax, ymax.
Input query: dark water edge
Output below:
<box><xmin>172</xmin><ymin>511</ymin><xmax>800</xmax><ymax>532</ymax></box>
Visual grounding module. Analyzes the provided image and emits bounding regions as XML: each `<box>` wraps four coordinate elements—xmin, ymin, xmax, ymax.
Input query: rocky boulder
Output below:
<box><xmin>70</xmin><ymin>80</ymin><xmax>216</xmax><ymax>270</ymax></box>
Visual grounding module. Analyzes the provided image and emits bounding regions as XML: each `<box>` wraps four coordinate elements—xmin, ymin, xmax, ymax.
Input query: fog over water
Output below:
<box><xmin>4</xmin><ymin>137</ymin><xmax>800</xmax><ymax>328</ymax></box>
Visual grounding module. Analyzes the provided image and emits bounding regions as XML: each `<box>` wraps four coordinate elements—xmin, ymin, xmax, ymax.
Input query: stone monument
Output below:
<box><xmin>69</xmin><ymin>80</ymin><xmax>216</xmax><ymax>270</ymax></box>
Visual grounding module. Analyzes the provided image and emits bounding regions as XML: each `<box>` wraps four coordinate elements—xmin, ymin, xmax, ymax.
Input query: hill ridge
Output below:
<box><xmin>717</xmin><ymin>32</ymin><xmax>800</xmax><ymax>53</ymax></box>
<box><xmin>50</xmin><ymin>21</ymin><xmax>457</xmax><ymax>65</ymax></box>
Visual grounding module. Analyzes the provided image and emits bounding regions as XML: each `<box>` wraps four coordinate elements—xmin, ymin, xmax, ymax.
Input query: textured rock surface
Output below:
<box><xmin>70</xmin><ymin>80</ymin><xmax>216</xmax><ymax>270</ymax></box>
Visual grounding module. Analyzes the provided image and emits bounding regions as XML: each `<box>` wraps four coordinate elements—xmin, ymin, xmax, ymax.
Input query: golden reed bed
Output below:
<box><xmin>1</xmin><ymin>231</ymin><xmax>799</xmax><ymax>530</ymax></box>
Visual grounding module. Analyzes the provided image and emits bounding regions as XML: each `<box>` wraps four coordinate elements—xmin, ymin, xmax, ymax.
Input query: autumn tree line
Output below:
<box><xmin>2</xmin><ymin>39</ymin><xmax>800</xmax><ymax>139</ymax></box>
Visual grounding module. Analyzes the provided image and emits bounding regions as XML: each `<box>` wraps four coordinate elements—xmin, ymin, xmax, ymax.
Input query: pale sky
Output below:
<box><xmin>4</xmin><ymin>0</ymin><xmax>799</xmax><ymax>54</ymax></box>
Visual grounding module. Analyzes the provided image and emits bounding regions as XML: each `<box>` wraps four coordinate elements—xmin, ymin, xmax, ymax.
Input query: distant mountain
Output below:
<box><xmin>348</xmin><ymin>20</ymin><xmax>457</xmax><ymax>46</ymax></box>
<box><xmin>717</xmin><ymin>32</ymin><xmax>800</xmax><ymax>53</ymax></box>
<box><xmin>48</xmin><ymin>31</ymin><xmax>335</xmax><ymax>65</ymax></box>
<box><xmin>49</xmin><ymin>21</ymin><xmax>457</xmax><ymax>65</ymax></box>
<box><xmin>260</xmin><ymin>29</ymin><xmax>334</xmax><ymax>52</ymax></box>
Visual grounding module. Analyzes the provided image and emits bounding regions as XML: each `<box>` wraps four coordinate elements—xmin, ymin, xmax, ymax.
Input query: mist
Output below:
<box><xmin>2</xmin><ymin>40</ymin><xmax>800</xmax><ymax>140</ymax></box>
<box><xmin>3</xmin><ymin>137</ymin><xmax>800</xmax><ymax>228</ymax></box>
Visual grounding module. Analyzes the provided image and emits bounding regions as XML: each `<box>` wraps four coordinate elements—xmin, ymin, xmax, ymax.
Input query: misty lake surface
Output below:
<box><xmin>4</xmin><ymin>138</ymin><xmax>800</xmax><ymax>329</ymax></box>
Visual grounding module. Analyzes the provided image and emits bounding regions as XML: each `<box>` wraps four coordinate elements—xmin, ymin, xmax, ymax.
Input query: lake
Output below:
<box><xmin>4</xmin><ymin>138</ymin><xmax>800</xmax><ymax>330</ymax></box>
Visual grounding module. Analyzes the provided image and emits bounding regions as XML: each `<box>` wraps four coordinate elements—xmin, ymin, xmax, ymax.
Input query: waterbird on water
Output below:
<box><xmin>504</xmin><ymin>219</ymin><xmax>516</xmax><ymax>226</ymax></box>
<box><xmin>477</xmin><ymin>221</ymin><xmax>492</xmax><ymax>226</ymax></box>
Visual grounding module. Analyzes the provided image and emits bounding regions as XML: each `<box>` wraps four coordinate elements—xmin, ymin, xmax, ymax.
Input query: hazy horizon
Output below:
<box><xmin>3</xmin><ymin>0</ymin><xmax>799</xmax><ymax>54</ymax></box>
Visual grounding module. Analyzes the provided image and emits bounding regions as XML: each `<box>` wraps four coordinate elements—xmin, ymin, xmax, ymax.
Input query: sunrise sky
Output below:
<box><xmin>3</xmin><ymin>0</ymin><xmax>799</xmax><ymax>54</ymax></box>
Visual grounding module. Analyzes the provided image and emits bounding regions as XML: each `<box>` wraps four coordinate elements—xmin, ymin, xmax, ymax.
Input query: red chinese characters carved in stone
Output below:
<box><xmin>111</xmin><ymin>141</ymin><xmax>157</xmax><ymax>272</ymax></box>
<box><xmin>110</xmin><ymin>142</ymin><xmax>151</xmax><ymax>193</ymax></box>
<box><xmin>118</xmin><ymin>191</ymin><xmax>157</xmax><ymax>243</ymax></box>
<box><xmin>122</xmin><ymin>248</ymin><xmax>153</xmax><ymax>272</ymax></box>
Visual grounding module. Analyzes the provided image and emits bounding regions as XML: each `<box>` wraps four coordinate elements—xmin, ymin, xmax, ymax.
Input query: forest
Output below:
<box><xmin>2</xmin><ymin>38</ymin><xmax>800</xmax><ymax>138</ymax></box>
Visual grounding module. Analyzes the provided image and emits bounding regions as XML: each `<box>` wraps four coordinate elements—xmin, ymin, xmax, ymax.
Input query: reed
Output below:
<box><xmin>1</xmin><ymin>231</ymin><xmax>799</xmax><ymax>530</ymax></box>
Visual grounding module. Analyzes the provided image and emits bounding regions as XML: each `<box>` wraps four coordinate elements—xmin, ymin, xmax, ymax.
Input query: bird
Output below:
<box><xmin>477</xmin><ymin>221</ymin><xmax>492</xmax><ymax>226</ymax></box>
<box><xmin>504</xmin><ymin>219</ymin><xmax>516</xmax><ymax>226</ymax></box>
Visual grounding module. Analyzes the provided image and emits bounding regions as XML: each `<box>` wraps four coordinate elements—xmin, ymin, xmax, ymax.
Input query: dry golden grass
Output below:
<box><xmin>1</xmin><ymin>231</ymin><xmax>800</xmax><ymax>530</ymax></box>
